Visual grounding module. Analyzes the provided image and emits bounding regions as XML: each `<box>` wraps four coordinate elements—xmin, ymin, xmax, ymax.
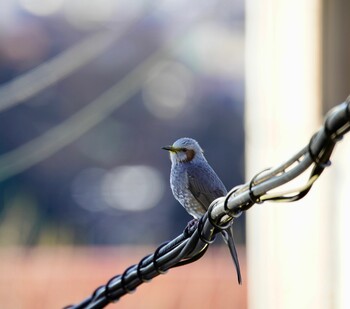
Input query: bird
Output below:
<box><xmin>162</xmin><ymin>137</ymin><xmax>242</xmax><ymax>284</ymax></box>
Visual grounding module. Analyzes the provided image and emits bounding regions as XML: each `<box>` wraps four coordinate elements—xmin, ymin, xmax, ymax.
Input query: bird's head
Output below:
<box><xmin>162</xmin><ymin>137</ymin><xmax>205</xmax><ymax>164</ymax></box>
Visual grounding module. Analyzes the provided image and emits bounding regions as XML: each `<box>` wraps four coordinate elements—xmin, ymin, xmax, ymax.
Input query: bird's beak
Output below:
<box><xmin>162</xmin><ymin>145</ymin><xmax>175</xmax><ymax>152</ymax></box>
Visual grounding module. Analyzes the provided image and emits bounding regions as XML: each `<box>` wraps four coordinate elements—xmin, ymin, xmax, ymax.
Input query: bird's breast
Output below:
<box><xmin>170</xmin><ymin>164</ymin><xmax>188</xmax><ymax>201</ymax></box>
<box><xmin>170</xmin><ymin>164</ymin><xmax>205</xmax><ymax>219</ymax></box>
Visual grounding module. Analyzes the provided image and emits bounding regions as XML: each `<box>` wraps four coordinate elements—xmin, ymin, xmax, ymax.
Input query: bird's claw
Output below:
<box><xmin>183</xmin><ymin>218</ymin><xmax>199</xmax><ymax>236</ymax></box>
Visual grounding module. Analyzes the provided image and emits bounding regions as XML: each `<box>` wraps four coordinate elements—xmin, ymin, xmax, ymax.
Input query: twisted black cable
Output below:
<box><xmin>67</xmin><ymin>97</ymin><xmax>350</xmax><ymax>309</ymax></box>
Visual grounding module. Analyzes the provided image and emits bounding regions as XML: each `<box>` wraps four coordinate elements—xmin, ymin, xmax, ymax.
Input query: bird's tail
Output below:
<box><xmin>221</xmin><ymin>227</ymin><xmax>242</xmax><ymax>285</ymax></box>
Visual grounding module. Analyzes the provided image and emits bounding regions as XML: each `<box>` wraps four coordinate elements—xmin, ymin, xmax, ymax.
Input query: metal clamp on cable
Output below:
<box><xmin>207</xmin><ymin>203</ymin><xmax>232</xmax><ymax>231</ymax></box>
<box><xmin>239</xmin><ymin>169</ymin><xmax>268</xmax><ymax>211</ymax></box>
<box><xmin>197</xmin><ymin>214</ymin><xmax>216</xmax><ymax>245</ymax></box>
<box><xmin>223</xmin><ymin>185</ymin><xmax>243</xmax><ymax>218</ymax></box>
<box><xmin>308</xmin><ymin>133</ymin><xmax>332</xmax><ymax>169</ymax></box>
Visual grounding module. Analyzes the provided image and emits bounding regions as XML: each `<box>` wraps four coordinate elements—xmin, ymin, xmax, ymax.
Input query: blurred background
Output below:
<box><xmin>0</xmin><ymin>0</ymin><xmax>246</xmax><ymax>308</ymax></box>
<box><xmin>1</xmin><ymin>0</ymin><xmax>350</xmax><ymax>308</ymax></box>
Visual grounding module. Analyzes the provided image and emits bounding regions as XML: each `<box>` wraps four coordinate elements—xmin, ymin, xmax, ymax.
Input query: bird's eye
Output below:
<box><xmin>181</xmin><ymin>148</ymin><xmax>187</xmax><ymax>152</ymax></box>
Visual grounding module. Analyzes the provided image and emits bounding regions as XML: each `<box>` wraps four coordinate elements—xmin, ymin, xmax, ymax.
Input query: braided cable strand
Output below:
<box><xmin>67</xmin><ymin>97</ymin><xmax>350</xmax><ymax>309</ymax></box>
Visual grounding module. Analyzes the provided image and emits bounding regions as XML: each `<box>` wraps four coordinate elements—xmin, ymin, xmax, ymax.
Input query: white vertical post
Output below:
<box><xmin>331</xmin><ymin>136</ymin><xmax>350</xmax><ymax>309</ymax></box>
<box><xmin>245</xmin><ymin>1</ymin><xmax>331</xmax><ymax>309</ymax></box>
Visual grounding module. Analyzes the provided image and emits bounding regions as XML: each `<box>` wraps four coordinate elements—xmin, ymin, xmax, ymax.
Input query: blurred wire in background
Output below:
<box><xmin>0</xmin><ymin>0</ymin><xmax>245</xmax><ymax>307</ymax></box>
<box><xmin>0</xmin><ymin>0</ymin><xmax>245</xmax><ymax>247</ymax></box>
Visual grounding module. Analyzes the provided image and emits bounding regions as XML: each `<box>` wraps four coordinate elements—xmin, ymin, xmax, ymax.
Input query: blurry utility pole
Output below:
<box><xmin>323</xmin><ymin>0</ymin><xmax>350</xmax><ymax>308</ymax></box>
<box><xmin>245</xmin><ymin>1</ymin><xmax>333</xmax><ymax>308</ymax></box>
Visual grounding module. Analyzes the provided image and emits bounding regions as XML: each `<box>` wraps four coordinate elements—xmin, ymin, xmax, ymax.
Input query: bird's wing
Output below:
<box><xmin>187</xmin><ymin>164</ymin><xmax>242</xmax><ymax>284</ymax></box>
<box><xmin>187</xmin><ymin>164</ymin><xmax>227</xmax><ymax>210</ymax></box>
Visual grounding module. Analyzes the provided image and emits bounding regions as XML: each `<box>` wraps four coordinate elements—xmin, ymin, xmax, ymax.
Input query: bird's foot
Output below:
<box><xmin>183</xmin><ymin>218</ymin><xmax>199</xmax><ymax>236</ymax></box>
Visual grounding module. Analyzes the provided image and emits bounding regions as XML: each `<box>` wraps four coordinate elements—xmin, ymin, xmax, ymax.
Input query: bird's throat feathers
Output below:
<box><xmin>170</xmin><ymin>148</ymin><xmax>202</xmax><ymax>165</ymax></box>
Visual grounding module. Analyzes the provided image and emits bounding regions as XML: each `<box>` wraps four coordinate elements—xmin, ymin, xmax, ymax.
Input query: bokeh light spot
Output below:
<box><xmin>63</xmin><ymin>0</ymin><xmax>116</xmax><ymax>30</ymax></box>
<box><xmin>76</xmin><ymin>120</ymin><xmax>123</xmax><ymax>164</ymax></box>
<box><xmin>20</xmin><ymin>0</ymin><xmax>64</xmax><ymax>16</ymax></box>
<box><xmin>179</xmin><ymin>22</ymin><xmax>244</xmax><ymax>77</ymax></box>
<box><xmin>71</xmin><ymin>168</ymin><xmax>108</xmax><ymax>212</ymax></box>
<box><xmin>142</xmin><ymin>61</ymin><xmax>194</xmax><ymax>119</ymax></box>
<box><xmin>102</xmin><ymin>165</ymin><xmax>164</xmax><ymax>211</ymax></box>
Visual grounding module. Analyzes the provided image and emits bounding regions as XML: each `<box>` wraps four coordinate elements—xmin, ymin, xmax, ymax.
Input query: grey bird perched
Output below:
<box><xmin>162</xmin><ymin>137</ymin><xmax>242</xmax><ymax>284</ymax></box>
